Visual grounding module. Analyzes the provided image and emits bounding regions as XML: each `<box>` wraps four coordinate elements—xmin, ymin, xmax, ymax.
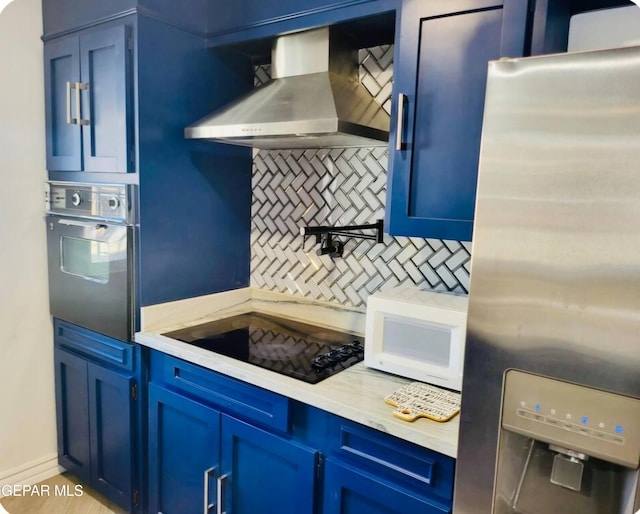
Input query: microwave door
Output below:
<box><xmin>46</xmin><ymin>214</ymin><xmax>133</xmax><ymax>341</ymax></box>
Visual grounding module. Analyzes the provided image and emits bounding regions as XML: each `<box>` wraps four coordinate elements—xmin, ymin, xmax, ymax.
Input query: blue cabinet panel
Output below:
<box><xmin>44</xmin><ymin>36</ymin><xmax>82</xmax><ymax>171</ymax></box>
<box><xmin>220</xmin><ymin>415</ymin><xmax>318</xmax><ymax>514</ymax></box>
<box><xmin>136</xmin><ymin>15</ymin><xmax>252</xmax><ymax>306</ymax></box>
<box><xmin>206</xmin><ymin>0</ymin><xmax>397</xmax><ymax>46</ymax></box>
<box><xmin>80</xmin><ymin>24</ymin><xmax>131</xmax><ymax>173</ymax></box>
<box><xmin>328</xmin><ymin>417</ymin><xmax>455</xmax><ymax>502</ymax></box>
<box><xmin>387</xmin><ymin>0</ymin><xmax>527</xmax><ymax>241</ymax></box>
<box><xmin>153</xmin><ymin>352</ymin><xmax>290</xmax><ymax>433</ymax></box>
<box><xmin>148</xmin><ymin>384</ymin><xmax>221</xmax><ymax>514</ymax></box>
<box><xmin>87</xmin><ymin>362</ymin><xmax>135</xmax><ymax>511</ymax></box>
<box><xmin>54</xmin><ymin>347</ymin><xmax>91</xmax><ymax>484</ymax></box>
<box><xmin>42</xmin><ymin>0</ymin><xmax>135</xmax><ymax>37</ymax></box>
<box><xmin>55</xmin><ymin>319</ymin><xmax>136</xmax><ymax>371</ymax></box>
<box><xmin>42</xmin><ymin>0</ymin><xmax>209</xmax><ymax>38</ymax></box>
<box><xmin>323</xmin><ymin>458</ymin><xmax>451</xmax><ymax>514</ymax></box>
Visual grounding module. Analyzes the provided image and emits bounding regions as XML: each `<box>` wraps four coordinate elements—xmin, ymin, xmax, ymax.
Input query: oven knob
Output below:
<box><xmin>71</xmin><ymin>192</ymin><xmax>82</xmax><ymax>206</ymax></box>
<box><xmin>108</xmin><ymin>197</ymin><xmax>120</xmax><ymax>210</ymax></box>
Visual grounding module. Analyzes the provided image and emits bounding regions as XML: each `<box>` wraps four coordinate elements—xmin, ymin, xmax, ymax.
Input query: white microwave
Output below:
<box><xmin>364</xmin><ymin>286</ymin><xmax>468</xmax><ymax>391</ymax></box>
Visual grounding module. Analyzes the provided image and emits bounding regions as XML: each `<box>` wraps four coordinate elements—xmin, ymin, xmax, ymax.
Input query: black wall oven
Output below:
<box><xmin>46</xmin><ymin>182</ymin><xmax>136</xmax><ymax>341</ymax></box>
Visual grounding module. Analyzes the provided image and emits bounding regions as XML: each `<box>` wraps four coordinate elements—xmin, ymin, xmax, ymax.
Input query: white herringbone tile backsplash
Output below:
<box><xmin>250</xmin><ymin>46</ymin><xmax>471</xmax><ymax>308</ymax></box>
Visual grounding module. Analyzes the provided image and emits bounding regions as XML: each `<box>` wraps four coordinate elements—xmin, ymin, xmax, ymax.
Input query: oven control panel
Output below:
<box><xmin>501</xmin><ymin>370</ymin><xmax>640</xmax><ymax>469</ymax></box>
<box><xmin>46</xmin><ymin>182</ymin><xmax>135</xmax><ymax>224</ymax></box>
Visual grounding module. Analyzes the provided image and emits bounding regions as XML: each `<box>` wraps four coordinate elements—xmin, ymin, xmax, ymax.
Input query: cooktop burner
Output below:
<box><xmin>162</xmin><ymin>312</ymin><xmax>364</xmax><ymax>384</ymax></box>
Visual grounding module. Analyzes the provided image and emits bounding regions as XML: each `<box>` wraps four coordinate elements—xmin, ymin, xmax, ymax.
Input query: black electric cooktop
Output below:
<box><xmin>163</xmin><ymin>312</ymin><xmax>364</xmax><ymax>384</ymax></box>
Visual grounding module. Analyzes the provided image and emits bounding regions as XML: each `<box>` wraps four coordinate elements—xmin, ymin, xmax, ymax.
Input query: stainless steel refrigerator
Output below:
<box><xmin>453</xmin><ymin>46</ymin><xmax>640</xmax><ymax>514</ymax></box>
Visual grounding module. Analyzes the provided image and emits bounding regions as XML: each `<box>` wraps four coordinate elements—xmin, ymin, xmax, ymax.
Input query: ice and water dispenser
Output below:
<box><xmin>493</xmin><ymin>371</ymin><xmax>640</xmax><ymax>514</ymax></box>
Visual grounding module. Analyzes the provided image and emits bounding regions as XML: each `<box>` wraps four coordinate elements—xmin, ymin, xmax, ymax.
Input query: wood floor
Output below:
<box><xmin>0</xmin><ymin>474</ymin><xmax>126</xmax><ymax>514</ymax></box>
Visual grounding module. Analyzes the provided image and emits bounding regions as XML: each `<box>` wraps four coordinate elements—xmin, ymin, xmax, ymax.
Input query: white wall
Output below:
<box><xmin>0</xmin><ymin>0</ymin><xmax>58</xmax><ymax>488</ymax></box>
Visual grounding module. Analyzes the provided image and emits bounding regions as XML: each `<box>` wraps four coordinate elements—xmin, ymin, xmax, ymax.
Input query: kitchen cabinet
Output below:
<box><xmin>147</xmin><ymin>353</ymin><xmax>318</xmax><ymax>514</ymax></box>
<box><xmin>54</xmin><ymin>320</ymin><xmax>141</xmax><ymax>512</ymax></box>
<box><xmin>386</xmin><ymin>0</ymin><xmax>528</xmax><ymax>241</ymax></box>
<box><xmin>219</xmin><ymin>415</ymin><xmax>318</xmax><ymax>514</ymax></box>
<box><xmin>147</xmin><ymin>350</ymin><xmax>456</xmax><ymax>514</ymax></box>
<box><xmin>44</xmin><ymin>23</ymin><xmax>132</xmax><ymax>173</ymax></box>
<box><xmin>147</xmin><ymin>384</ymin><xmax>220</xmax><ymax>514</ymax></box>
<box><xmin>324</xmin><ymin>416</ymin><xmax>455</xmax><ymax>514</ymax></box>
<box><xmin>323</xmin><ymin>459</ymin><xmax>450</xmax><ymax>514</ymax></box>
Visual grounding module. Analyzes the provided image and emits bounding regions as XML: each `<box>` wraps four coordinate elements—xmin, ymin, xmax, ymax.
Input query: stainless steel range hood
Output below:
<box><xmin>184</xmin><ymin>27</ymin><xmax>390</xmax><ymax>149</ymax></box>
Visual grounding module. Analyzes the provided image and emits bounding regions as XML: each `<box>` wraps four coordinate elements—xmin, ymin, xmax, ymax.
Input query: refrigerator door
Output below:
<box><xmin>454</xmin><ymin>47</ymin><xmax>640</xmax><ymax>514</ymax></box>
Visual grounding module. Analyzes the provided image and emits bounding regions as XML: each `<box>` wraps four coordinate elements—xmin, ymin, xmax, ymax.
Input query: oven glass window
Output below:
<box><xmin>61</xmin><ymin>236</ymin><xmax>110</xmax><ymax>283</ymax></box>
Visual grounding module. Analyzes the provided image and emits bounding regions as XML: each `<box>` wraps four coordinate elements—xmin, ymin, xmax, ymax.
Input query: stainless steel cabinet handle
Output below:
<box><xmin>217</xmin><ymin>474</ymin><xmax>229</xmax><ymax>514</ymax></box>
<box><xmin>204</xmin><ymin>467</ymin><xmax>216</xmax><ymax>514</ymax></box>
<box><xmin>76</xmin><ymin>82</ymin><xmax>90</xmax><ymax>126</ymax></box>
<box><xmin>65</xmin><ymin>82</ymin><xmax>74</xmax><ymax>125</ymax></box>
<box><xmin>395</xmin><ymin>93</ymin><xmax>407</xmax><ymax>151</ymax></box>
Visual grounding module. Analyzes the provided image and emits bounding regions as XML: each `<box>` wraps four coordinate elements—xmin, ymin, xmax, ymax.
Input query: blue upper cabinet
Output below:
<box><xmin>44</xmin><ymin>23</ymin><xmax>132</xmax><ymax>173</ymax></box>
<box><xmin>386</xmin><ymin>0</ymin><xmax>528</xmax><ymax>241</ymax></box>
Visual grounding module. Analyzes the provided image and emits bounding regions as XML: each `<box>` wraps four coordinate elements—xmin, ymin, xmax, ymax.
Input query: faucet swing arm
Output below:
<box><xmin>300</xmin><ymin>219</ymin><xmax>384</xmax><ymax>257</ymax></box>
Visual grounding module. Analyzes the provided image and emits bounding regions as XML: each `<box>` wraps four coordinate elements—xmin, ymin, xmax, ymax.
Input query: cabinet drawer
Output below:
<box><xmin>151</xmin><ymin>352</ymin><xmax>290</xmax><ymax>433</ymax></box>
<box><xmin>328</xmin><ymin>418</ymin><xmax>455</xmax><ymax>501</ymax></box>
<box><xmin>54</xmin><ymin>319</ymin><xmax>135</xmax><ymax>371</ymax></box>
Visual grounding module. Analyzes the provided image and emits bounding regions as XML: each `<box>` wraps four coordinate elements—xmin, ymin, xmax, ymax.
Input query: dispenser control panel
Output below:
<box><xmin>502</xmin><ymin>370</ymin><xmax>640</xmax><ymax>469</ymax></box>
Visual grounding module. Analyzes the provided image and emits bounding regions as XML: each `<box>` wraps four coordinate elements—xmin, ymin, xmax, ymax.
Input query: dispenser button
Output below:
<box><xmin>546</xmin><ymin>418</ymin><xmax>560</xmax><ymax>427</ymax></box>
<box><xmin>615</xmin><ymin>425</ymin><xmax>624</xmax><ymax>434</ymax></box>
<box><xmin>581</xmin><ymin>416</ymin><xmax>589</xmax><ymax>425</ymax></box>
<box><xmin>535</xmin><ymin>404</ymin><xmax>541</xmax><ymax>412</ymax></box>
<box><xmin>604</xmin><ymin>434</ymin><xmax>625</xmax><ymax>445</ymax></box>
<box><xmin>598</xmin><ymin>422</ymin><xmax>605</xmax><ymax>429</ymax></box>
<box><xmin>566</xmin><ymin>413</ymin><xmax>573</xmax><ymax>420</ymax></box>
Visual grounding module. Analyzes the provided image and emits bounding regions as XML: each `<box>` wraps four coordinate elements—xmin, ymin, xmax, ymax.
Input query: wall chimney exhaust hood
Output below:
<box><xmin>184</xmin><ymin>27</ymin><xmax>390</xmax><ymax>149</ymax></box>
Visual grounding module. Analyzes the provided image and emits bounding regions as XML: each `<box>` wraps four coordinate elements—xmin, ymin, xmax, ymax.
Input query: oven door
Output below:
<box><xmin>46</xmin><ymin>214</ymin><xmax>134</xmax><ymax>341</ymax></box>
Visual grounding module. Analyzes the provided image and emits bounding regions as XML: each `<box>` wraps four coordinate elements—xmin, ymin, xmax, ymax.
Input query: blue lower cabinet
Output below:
<box><xmin>220</xmin><ymin>415</ymin><xmax>318</xmax><ymax>514</ymax></box>
<box><xmin>53</xmin><ymin>321</ymin><xmax>141</xmax><ymax>512</ymax></box>
<box><xmin>323</xmin><ymin>458</ymin><xmax>452</xmax><ymax>514</ymax></box>
<box><xmin>148</xmin><ymin>384</ymin><xmax>221</xmax><ymax>514</ymax></box>
<box><xmin>87</xmin><ymin>362</ymin><xmax>136</xmax><ymax>508</ymax></box>
<box><xmin>54</xmin><ymin>348</ymin><xmax>91</xmax><ymax>484</ymax></box>
<box><xmin>146</xmin><ymin>352</ymin><xmax>455</xmax><ymax>514</ymax></box>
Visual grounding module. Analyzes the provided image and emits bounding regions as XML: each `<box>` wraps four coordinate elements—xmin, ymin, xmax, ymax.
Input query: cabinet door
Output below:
<box><xmin>87</xmin><ymin>362</ymin><xmax>136</xmax><ymax>511</ymax></box>
<box><xmin>54</xmin><ymin>347</ymin><xmax>91</xmax><ymax>484</ymax></box>
<box><xmin>220</xmin><ymin>415</ymin><xmax>318</xmax><ymax>514</ymax></box>
<box><xmin>323</xmin><ymin>459</ymin><xmax>451</xmax><ymax>514</ymax></box>
<box><xmin>148</xmin><ymin>384</ymin><xmax>221</xmax><ymax>514</ymax></box>
<box><xmin>387</xmin><ymin>0</ymin><xmax>527</xmax><ymax>241</ymax></box>
<box><xmin>44</xmin><ymin>35</ymin><xmax>82</xmax><ymax>171</ymax></box>
<box><xmin>79</xmin><ymin>24</ymin><xmax>131</xmax><ymax>173</ymax></box>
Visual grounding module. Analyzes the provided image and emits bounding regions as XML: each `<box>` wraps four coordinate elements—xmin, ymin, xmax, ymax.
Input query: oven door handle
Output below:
<box><xmin>57</xmin><ymin>219</ymin><xmax>111</xmax><ymax>230</ymax></box>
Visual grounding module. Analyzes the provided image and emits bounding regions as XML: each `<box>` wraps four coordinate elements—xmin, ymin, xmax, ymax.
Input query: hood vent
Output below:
<box><xmin>185</xmin><ymin>27</ymin><xmax>390</xmax><ymax>149</ymax></box>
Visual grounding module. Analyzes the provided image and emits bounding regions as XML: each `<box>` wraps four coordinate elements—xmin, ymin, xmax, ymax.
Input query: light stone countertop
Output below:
<box><xmin>135</xmin><ymin>288</ymin><xmax>459</xmax><ymax>459</ymax></box>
